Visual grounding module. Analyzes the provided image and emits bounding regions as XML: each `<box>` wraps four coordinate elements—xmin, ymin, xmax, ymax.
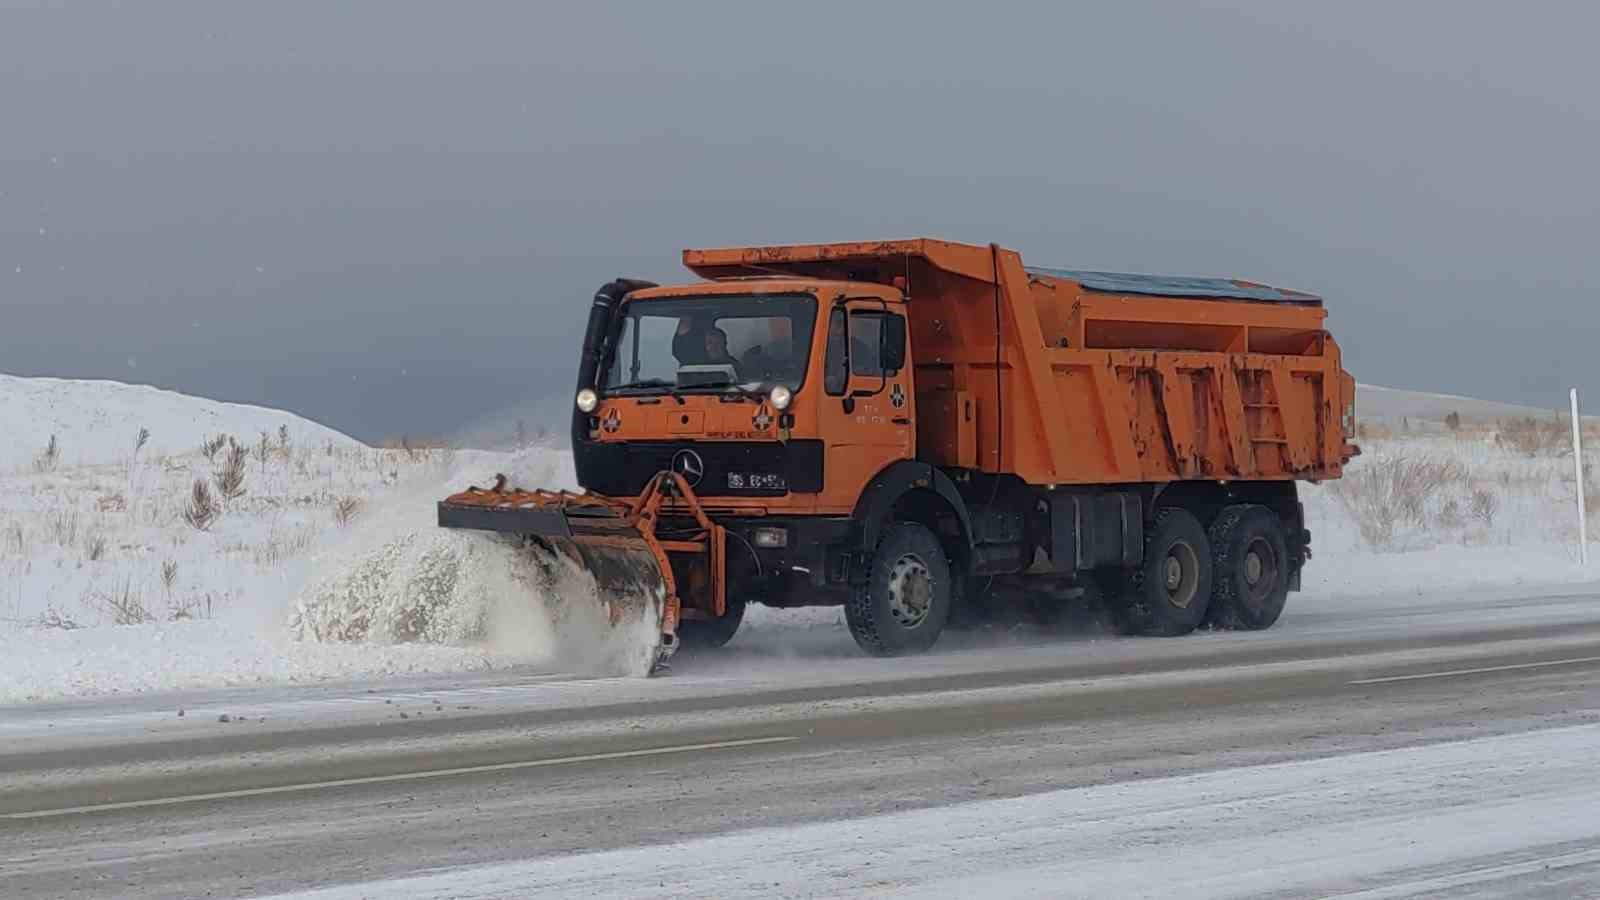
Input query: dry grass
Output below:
<box><xmin>32</xmin><ymin>434</ymin><xmax>61</xmax><ymax>474</ymax></box>
<box><xmin>182</xmin><ymin>479</ymin><xmax>218</xmax><ymax>531</ymax></box>
<box><xmin>2</xmin><ymin>520</ymin><xmax>24</xmax><ymax>558</ymax></box>
<box><xmin>333</xmin><ymin>495</ymin><xmax>363</xmax><ymax>526</ymax></box>
<box><xmin>1469</xmin><ymin>488</ymin><xmax>1498</xmax><ymax>527</ymax></box>
<box><xmin>85</xmin><ymin>579</ymin><xmax>155</xmax><ymax>625</ymax></box>
<box><xmin>48</xmin><ymin>506</ymin><xmax>81</xmax><ymax>547</ymax></box>
<box><xmin>247</xmin><ymin>526</ymin><xmax>319</xmax><ymax>567</ymax></box>
<box><xmin>167</xmin><ymin>591</ymin><xmax>218</xmax><ymax>621</ymax></box>
<box><xmin>215</xmin><ymin>441</ymin><xmax>248</xmax><ymax>501</ymax></box>
<box><xmin>1496</xmin><ymin>417</ymin><xmax>1570</xmax><ymax>456</ymax></box>
<box><xmin>31</xmin><ymin>605</ymin><xmax>82</xmax><ymax>630</ymax></box>
<box><xmin>1328</xmin><ymin>454</ymin><xmax>1470</xmax><ymax>549</ymax></box>
<box><xmin>83</xmin><ymin>531</ymin><xmax>108</xmax><ymax>563</ymax></box>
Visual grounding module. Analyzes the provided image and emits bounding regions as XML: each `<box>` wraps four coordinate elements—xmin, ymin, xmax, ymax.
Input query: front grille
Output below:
<box><xmin>574</xmin><ymin>440</ymin><xmax>823</xmax><ymax>497</ymax></box>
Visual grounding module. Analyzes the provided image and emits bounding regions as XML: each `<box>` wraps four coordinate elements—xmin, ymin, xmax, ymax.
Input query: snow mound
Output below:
<box><xmin>0</xmin><ymin>371</ymin><xmax>360</xmax><ymax>471</ymax></box>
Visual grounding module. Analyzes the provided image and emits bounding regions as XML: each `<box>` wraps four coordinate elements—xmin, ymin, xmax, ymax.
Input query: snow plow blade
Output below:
<box><xmin>437</xmin><ymin>471</ymin><xmax>727</xmax><ymax>672</ymax></box>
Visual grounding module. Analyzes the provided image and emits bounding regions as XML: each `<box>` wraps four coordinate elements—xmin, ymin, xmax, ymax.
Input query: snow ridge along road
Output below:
<box><xmin>3</xmin><ymin>583</ymin><xmax>1600</xmax><ymax>898</ymax></box>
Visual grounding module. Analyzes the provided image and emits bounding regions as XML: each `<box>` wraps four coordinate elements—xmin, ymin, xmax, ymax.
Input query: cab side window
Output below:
<box><xmin>849</xmin><ymin>313</ymin><xmax>884</xmax><ymax>377</ymax></box>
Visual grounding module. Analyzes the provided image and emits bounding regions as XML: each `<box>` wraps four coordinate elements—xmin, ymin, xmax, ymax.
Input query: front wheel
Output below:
<box><xmin>676</xmin><ymin>593</ymin><xmax>747</xmax><ymax>649</ymax></box>
<box><xmin>846</xmin><ymin>522</ymin><xmax>953</xmax><ymax>656</ymax></box>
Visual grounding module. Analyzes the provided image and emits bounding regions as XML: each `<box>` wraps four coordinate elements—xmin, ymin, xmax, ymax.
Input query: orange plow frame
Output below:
<box><xmin>438</xmin><ymin>471</ymin><xmax>727</xmax><ymax>656</ymax></box>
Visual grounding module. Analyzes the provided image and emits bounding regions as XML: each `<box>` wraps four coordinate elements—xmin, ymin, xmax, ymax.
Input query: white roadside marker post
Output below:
<box><xmin>1573</xmin><ymin>388</ymin><xmax>1589</xmax><ymax>567</ymax></box>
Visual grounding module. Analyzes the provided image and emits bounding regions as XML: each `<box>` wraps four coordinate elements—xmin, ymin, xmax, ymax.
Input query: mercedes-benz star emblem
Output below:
<box><xmin>670</xmin><ymin>449</ymin><xmax>705</xmax><ymax>487</ymax></box>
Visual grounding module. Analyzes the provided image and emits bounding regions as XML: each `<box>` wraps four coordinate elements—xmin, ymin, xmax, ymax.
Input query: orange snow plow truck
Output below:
<box><xmin>440</xmin><ymin>239</ymin><xmax>1358</xmax><ymax>668</ymax></box>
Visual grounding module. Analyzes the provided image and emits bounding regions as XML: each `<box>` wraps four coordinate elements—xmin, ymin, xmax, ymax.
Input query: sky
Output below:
<box><xmin>4</xmin><ymin>0</ymin><xmax>1598</xmax><ymax>443</ymax></box>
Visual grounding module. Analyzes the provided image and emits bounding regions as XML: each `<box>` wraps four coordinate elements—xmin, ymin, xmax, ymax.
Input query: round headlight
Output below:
<box><xmin>769</xmin><ymin>385</ymin><xmax>793</xmax><ymax>411</ymax></box>
<box><xmin>575</xmin><ymin>388</ymin><xmax>599</xmax><ymax>413</ymax></box>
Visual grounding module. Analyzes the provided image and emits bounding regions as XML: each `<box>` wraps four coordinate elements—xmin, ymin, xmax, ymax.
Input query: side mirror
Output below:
<box><xmin>880</xmin><ymin>315</ymin><xmax>906</xmax><ymax>372</ymax></box>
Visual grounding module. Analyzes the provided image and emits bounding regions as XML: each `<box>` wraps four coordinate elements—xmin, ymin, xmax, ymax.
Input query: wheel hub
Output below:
<box><xmin>1244</xmin><ymin>551</ymin><xmax>1263</xmax><ymax>585</ymax></box>
<box><xmin>887</xmin><ymin>554</ymin><xmax>934</xmax><ymax>628</ymax></box>
<box><xmin>1163</xmin><ymin>541</ymin><xmax>1200</xmax><ymax>609</ymax></box>
<box><xmin>1242</xmin><ymin>537</ymin><xmax>1279</xmax><ymax>603</ymax></box>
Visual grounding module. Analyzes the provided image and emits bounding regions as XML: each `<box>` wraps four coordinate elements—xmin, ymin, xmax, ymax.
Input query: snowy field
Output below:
<box><xmin>1</xmin><ymin>374</ymin><xmax>1597</xmax><ymax>704</ymax></box>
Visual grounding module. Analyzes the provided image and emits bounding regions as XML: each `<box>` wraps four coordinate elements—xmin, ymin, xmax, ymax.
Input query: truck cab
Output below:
<box><xmin>573</xmin><ymin>278</ymin><xmax>916</xmax><ymax>613</ymax></box>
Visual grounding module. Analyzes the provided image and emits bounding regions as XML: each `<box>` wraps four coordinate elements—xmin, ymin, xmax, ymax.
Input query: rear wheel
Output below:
<box><xmin>676</xmin><ymin>592</ymin><xmax>747</xmax><ymax>649</ymax></box>
<box><xmin>846</xmin><ymin>522</ymin><xmax>952</xmax><ymax>656</ymax></box>
<box><xmin>1207</xmin><ymin>504</ymin><xmax>1290</xmax><ymax>630</ymax></box>
<box><xmin>1117</xmin><ymin>508</ymin><xmax>1213</xmax><ymax>636</ymax></box>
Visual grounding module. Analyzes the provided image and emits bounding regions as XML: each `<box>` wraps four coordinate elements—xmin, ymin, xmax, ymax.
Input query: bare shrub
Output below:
<box><xmin>1469</xmin><ymin>488</ymin><xmax>1498</xmax><ymax>528</ymax></box>
<box><xmin>333</xmin><ymin>496</ymin><xmax>363</xmax><ymax>526</ymax></box>
<box><xmin>1444</xmin><ymin>411</ymin><xmax>1461</xmax><ymax>432</ymax></box>
<box><xmin>1330</xmin><ymin>454</ymin><xmax>1467</xmax><ymax>549</ymax></box>
<box><xmin>277</xmin><ymin>423</ymin><xmax>292</xmax><ymax>457</ymax></box>
<box><xmin>33</xmin><ymin>434</ymin><xmax>61</xmax><ymax>473</ymax></box>
<box><xmin>97</xmin><ymin>491</ymin><xmax>127</xmax><ymax>513</ymax></box>
<box><xmin>215</xmin><ymin>441</ymin><xmax>248</xmax><ymax>501</ymax></box>
<box><xmin>182</xmin><ymin>479</ymin><xmax>219</xmax><ymax>531</ymax></box>
<box><xmin>201</xmin><ymin>434</ymin><xmax>229</xmax><ymax>462</ymax></box>
<box><xmin>132</xmin><ymin>426</ymin><xmax>150</xmax><ymax>459</ymax></box>
<box><xmin>254</xmin><ymin>431</ymin><xmax>272</xmax><ymax>467</ymax></box>
<box><xmin>1496</xmin><ymin>417</ymin><xmax>1567</xmax><ymax>456</ymax></box>
<box><xmin>83</xmin><ymin>531</ymin><xmax>108</xmax><ymax>562</ymax></box>
<box><xmin>161</xmin><ymin>559</ymin><xmax>179</xmax><ymax>592</ymax></box>
<box><xmin>86</xmin><ymin>579</ymin><xmax>155</xmax><ymax>625</ymax></box>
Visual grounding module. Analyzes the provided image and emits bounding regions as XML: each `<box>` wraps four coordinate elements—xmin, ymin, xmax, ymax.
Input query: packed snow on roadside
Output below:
<box><xmin>0</xmin><ymin>373</ymin><xmax>668</xmax><ymax>703</ymax></box>
<box><xmin>1</xmin><ymin>374</ymin><xmax>1597</xmax><ymax>703</ymax></box>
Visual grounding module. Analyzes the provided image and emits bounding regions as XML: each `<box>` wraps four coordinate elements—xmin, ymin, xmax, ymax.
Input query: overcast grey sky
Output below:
<box><xmin>4</xmin><ymin>1</ymin><xmax>1598</xmax><ymax>442</ymax></box>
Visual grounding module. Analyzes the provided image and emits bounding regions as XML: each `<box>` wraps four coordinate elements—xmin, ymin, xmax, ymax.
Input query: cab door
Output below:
<box><xmin>815</xmin><ymin>298</ymin><xmax>914</xmax><ymax>511</ymax></box>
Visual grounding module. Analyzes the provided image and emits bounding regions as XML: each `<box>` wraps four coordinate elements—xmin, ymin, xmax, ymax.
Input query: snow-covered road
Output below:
<box><xmin>4</xmin><ymin>583</ymin><xmax>1600</xmax><ymax>898</ymax></box>
<box><xmin>271</xmin><ymin>723</ymin><xmax>1600</xmax><ymax>899</ymax></box>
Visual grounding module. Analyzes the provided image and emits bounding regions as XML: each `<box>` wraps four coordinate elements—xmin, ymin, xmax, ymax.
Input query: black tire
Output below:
<box><xmin>1120</xmin><ymin>507</ymin><xmax>1213</xmax><ymax>636</ymax></box>
<box><xmin>846</xmin><ymin>522</ymin><xmax>953</xmax><ymax>656</ymax></box>
<box><xmin>676</xmin><ymin>592</ymin><xmax>747</xmax><ymax>649</ymax></box>
<box><xmin>1207</xmin><ymin>504</ymin><xmax>1290</xmax><ymax>630</ymax></box>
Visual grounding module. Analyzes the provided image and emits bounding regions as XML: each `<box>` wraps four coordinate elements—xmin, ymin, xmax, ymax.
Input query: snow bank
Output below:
<box><xmin>0</xmin><ymin>369</ymin><xmax>622</xmax><ymax>701</ymax></box>
<box><xmin>0</xmin><ymin>372</ymin><xmax>358</xmax><ymax>472</ymax></box>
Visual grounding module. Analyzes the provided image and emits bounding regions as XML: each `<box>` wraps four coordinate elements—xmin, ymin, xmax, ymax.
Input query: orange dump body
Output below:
<box><xmin>684</xmin><ymin>238</ymin><xmax>1358</xmax><ymax>487</ymax></box>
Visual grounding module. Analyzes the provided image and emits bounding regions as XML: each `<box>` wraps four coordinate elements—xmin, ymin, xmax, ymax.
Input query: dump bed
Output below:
<box><xmin>685</xmin><ymin>239</ymin><xmax>1357</xmax><ymax>487</ymax></box>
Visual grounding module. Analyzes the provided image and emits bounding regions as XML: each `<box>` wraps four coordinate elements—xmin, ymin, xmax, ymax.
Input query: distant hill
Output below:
<box><xmin>0</xmin><ymin>372</ymin><xmax>361</xmax><ymax>471</ymax></box>
<box><xmin>1356</xmin><ymin>384</ymin><xmax>1580</xmax><ymax>425</ymax></box>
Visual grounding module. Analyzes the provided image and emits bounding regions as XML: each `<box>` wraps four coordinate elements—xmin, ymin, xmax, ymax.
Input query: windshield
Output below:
<box><xmin>602</xmin><ymin>294</ymin><xmax>816</xmax><ymax>394</ymax></box>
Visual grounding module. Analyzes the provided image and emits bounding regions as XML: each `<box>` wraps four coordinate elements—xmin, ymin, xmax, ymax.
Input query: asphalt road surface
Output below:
<box><xmin>4</xmin><ymin>583</ymin><xmax>1600</xmax><ymax>898</ymax></box>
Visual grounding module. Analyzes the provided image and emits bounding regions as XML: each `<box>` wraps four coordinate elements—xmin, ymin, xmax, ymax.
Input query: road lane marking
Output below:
<box><xmin>1</xmin><ymin>735</ymin><xmax>799</xmax><ymax>821</ymax></box>
<box><xmin>1323</xmin><ymin>845</ymin><xmax>1600</xmax><ymax>898</ymax></box>
<box><xmin>1350</xmin><ymin>655</ymin><xmax>1600</xmax><ymax>685</ymax></box>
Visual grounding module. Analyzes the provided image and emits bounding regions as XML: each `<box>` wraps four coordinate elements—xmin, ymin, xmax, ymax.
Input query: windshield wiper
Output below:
<box><xmin>607</xmin><ymin>378</ymin><xmax>676</xmax><ymax>394</ymax></box>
